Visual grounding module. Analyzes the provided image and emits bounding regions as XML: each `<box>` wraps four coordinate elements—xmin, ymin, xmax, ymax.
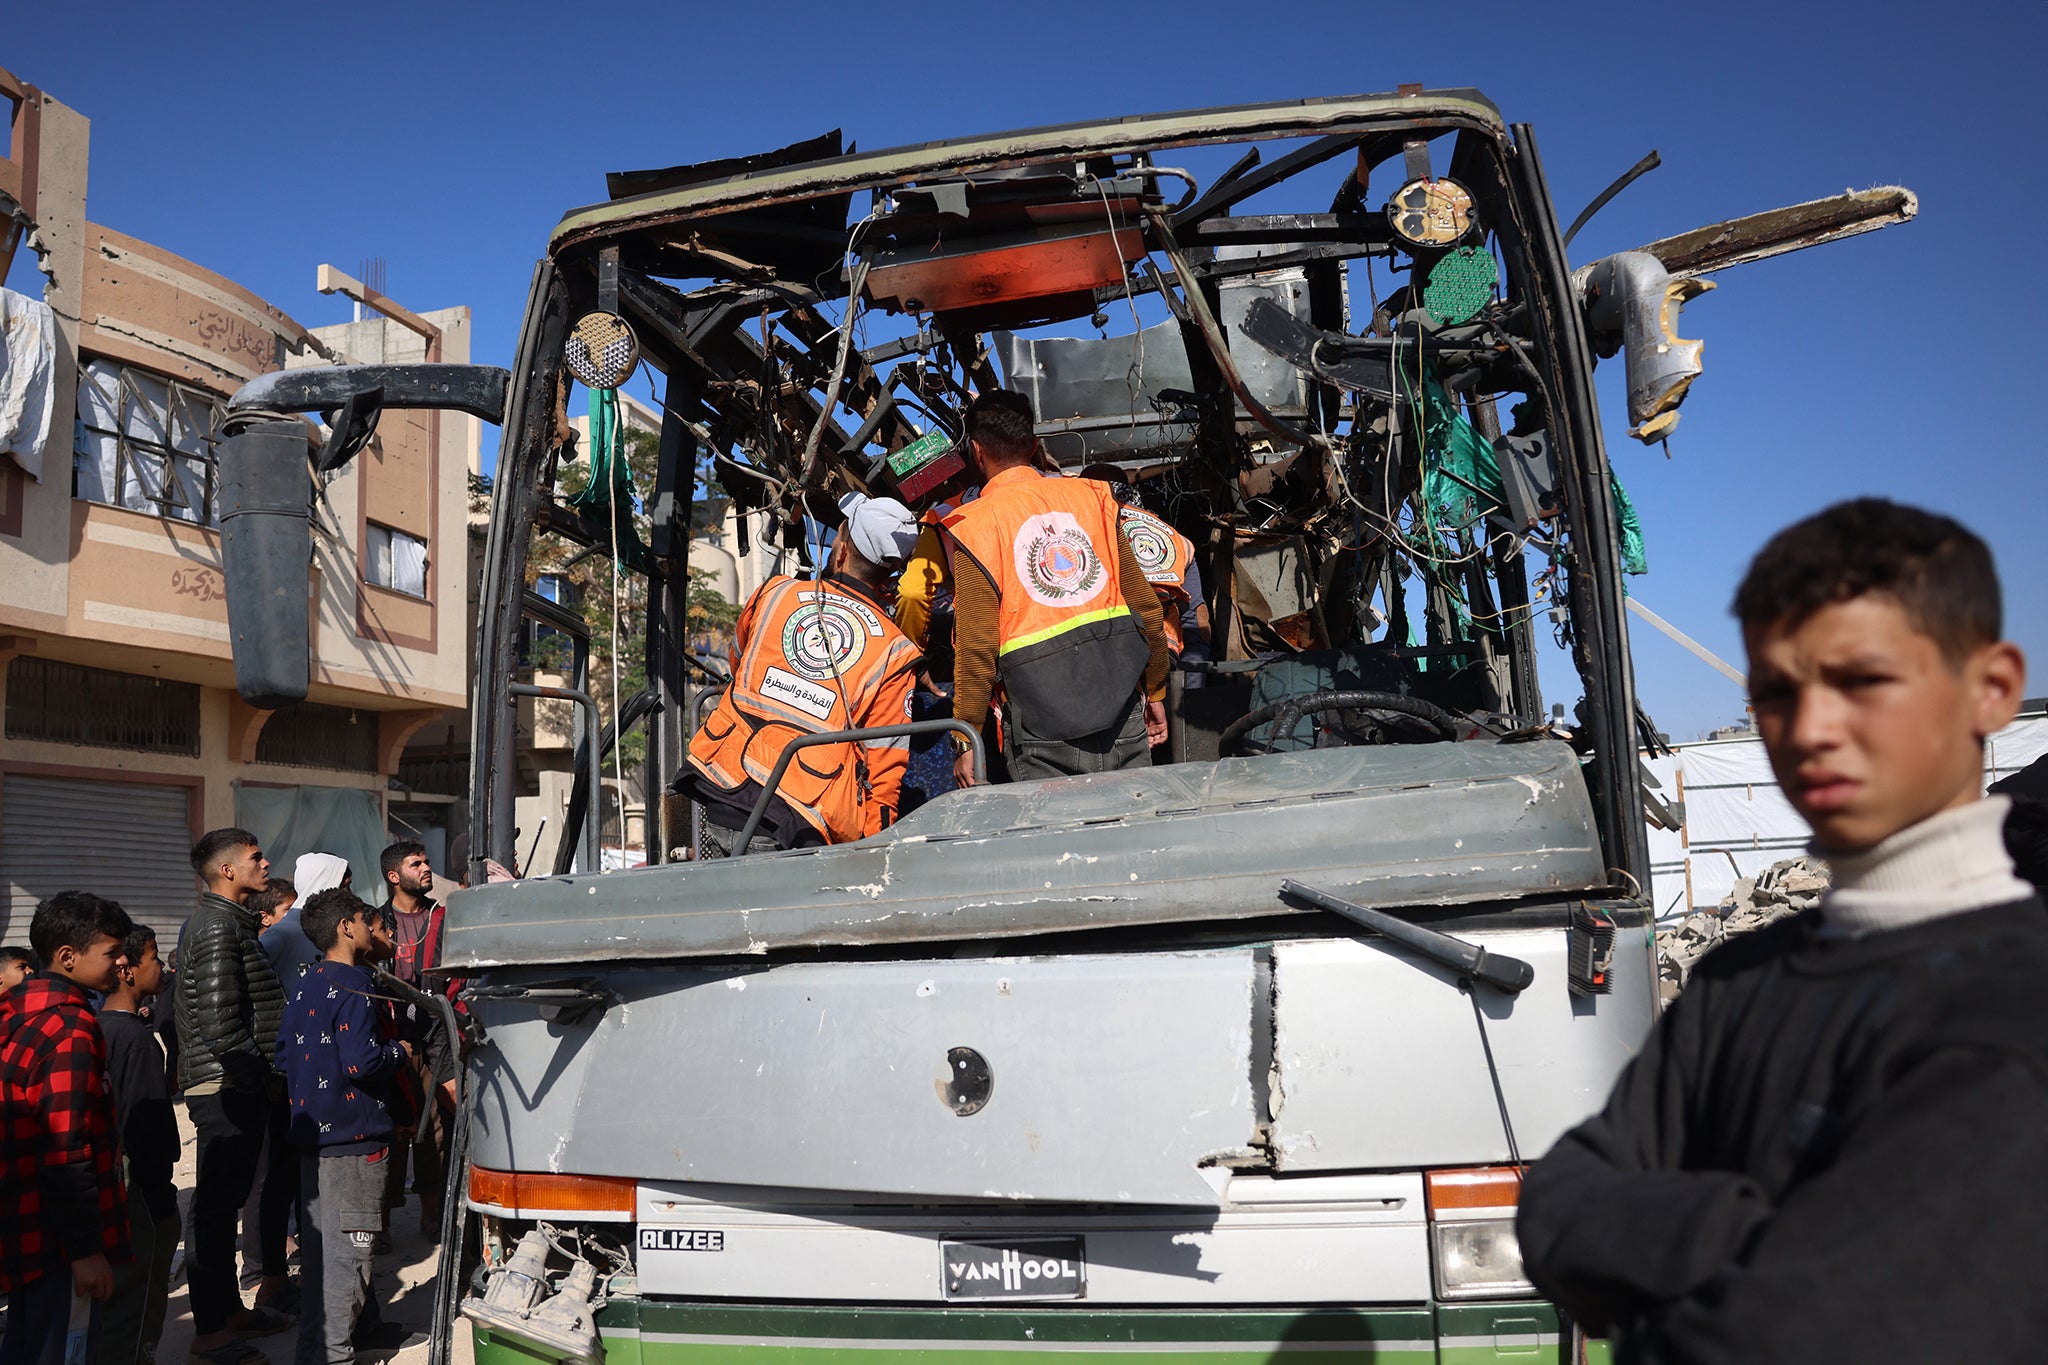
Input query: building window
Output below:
<box><xmin>366</xmin><ymin>523</ymin><xmax>428</xmax><ymax>598</ymax></box>
<box><xmin>523</xmin><ymin>573</ymin><xmax>578</xmax><ymax>671</ymax></box>
<box><xmin>4</xmin><ymin>657</ymin><xmax>202</xmax><ymax>756</ymax></box>
<box><xmin>254</xmin><ymin>702</ymin><xmax>380</xmax><ymax>772</ymax></box>
<box><xmin>74</xmin><ymin>357</ymin><xmax>226</xmax><ymax>525</ymax></box>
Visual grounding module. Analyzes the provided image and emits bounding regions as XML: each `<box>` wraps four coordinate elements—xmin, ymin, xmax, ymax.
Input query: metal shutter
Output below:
<box><xmin>1</xmin><ymin>774</ymin><xmax>196</xmax><ymax>947</ymax></box>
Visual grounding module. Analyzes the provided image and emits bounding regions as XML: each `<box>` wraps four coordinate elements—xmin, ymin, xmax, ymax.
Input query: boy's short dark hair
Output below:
<box><xmin>30</xmin><ymin>892</ymin><xmax>135</xmax><ymax>963</ymax></box>
<box><xmin>248</xmin><ymin>878</ymin><xmax>297</xmax><ymax>922</ymax></box>
<box><xmin>0</xmin><ymin>945</ymin><xmax>34</xmax><ymax>971</ymax></box>
<box><xmin>1733</xmin><ymin>498</ymin><xmax>2001</xmax><ymax>662</ymax></box>
<box><xmin>190</xmin><ymin>827</ymin><xmax>259</xmax><ymax>878</ymax></box>
<box><xmin>302</xmin><ymin>887</ymin><xmax>368</xmax><ymax>952</ymax></box>
<box><xmin>963</xmin><ymin>390</ymin><xmax>1037</xmax><ymax>461</ymax></box>
<box><xmin>380</xmin><ymin>839</ymin><xmax>426</xmax><ymax>882</ymax></box>
<box><xmin>121</xmin><ymin>924</ymin><xmax>157</xmax><ymax>965</ymax></box>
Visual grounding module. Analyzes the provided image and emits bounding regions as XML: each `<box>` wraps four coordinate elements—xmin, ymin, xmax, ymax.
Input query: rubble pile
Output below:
<box><xmin>1656</xmin><ymin>856</ymin><xmax>1830</xmax><ymax>1001</ymax></box>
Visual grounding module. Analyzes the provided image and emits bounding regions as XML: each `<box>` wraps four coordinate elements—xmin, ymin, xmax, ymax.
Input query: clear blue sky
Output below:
<box><xmin>11</xmin><ymin>0</ymin><xmax>2043</xmax><ymax>739</ymax></box>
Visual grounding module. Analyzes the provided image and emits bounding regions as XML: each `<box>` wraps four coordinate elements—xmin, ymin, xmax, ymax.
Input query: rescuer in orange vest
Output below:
<box><xmin>942</xmin><ymin>391</ymin><xmax>1170</xmax><ymax>787</ymax></box>
<box><xmin>677</xmin><ymin>494</ymin><xmax>924</xmax><ymax>855</ymax></box>
<box><xmin>1079</xmin><ymin>463</ymin><xmax>1211</xmax><ymax>678</ymax></box>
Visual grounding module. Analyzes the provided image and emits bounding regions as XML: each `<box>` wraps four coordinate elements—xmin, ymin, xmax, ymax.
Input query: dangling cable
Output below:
<box><xmin>796</xmin><ymin>206</ymin><xmax>883</xmax><ymax>493</ymax></box>
<box><xmin>1094</xmin><ymin>174</ymin><xmax>1146</xmax><ymax>440</ymax></box>
<box><xmin>599</xmin><ymin>392</ymin><xmax>627</xmax><ymax>868</ymax></box>
<box><xmin>1466</xmin><ymin>984</ymin><xmax>1524</xmax><ymax>1173</ymax></box>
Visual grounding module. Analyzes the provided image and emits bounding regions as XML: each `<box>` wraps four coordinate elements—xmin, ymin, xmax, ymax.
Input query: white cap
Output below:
<box><xmin>294</xmin><ymin>852</ymin><xmax>349</xmax><ymax>895</ymax></box>
<box><xmin>837</xmin><ymin>492</ymin><xmax>920</xmax><ymax>568</ymax></box>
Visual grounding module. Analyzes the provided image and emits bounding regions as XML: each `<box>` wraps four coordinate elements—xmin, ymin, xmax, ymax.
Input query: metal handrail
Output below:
<box><xmin>687</xmin><ymin>685</ymin><xmax>728</xmax><ymax>858</ymax></box>
<box><xmin>508</xmin><ymin>682</ymin><xmax>601</xmax><ymax>875</ymax></box>
<box><xmin>692</xmin><ymin>684</ymin><xmax>727</xmax><ymax>730</ymax></box>
<box><xmin>733</xmin><ymin>719</ymin><xmax>987</xmax><ymax>852</ymax></box>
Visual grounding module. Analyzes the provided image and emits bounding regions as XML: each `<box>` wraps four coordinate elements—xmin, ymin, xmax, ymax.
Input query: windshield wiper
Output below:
<box><xmin>1278</xmin><ymin>879</ymin><xmax>1534</xmax><ymax>994</ymax></box>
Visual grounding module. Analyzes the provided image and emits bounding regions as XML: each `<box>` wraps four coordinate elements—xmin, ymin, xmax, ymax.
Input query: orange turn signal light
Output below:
<box><xmin>468</xmin><ymin>1165</ymin><xmax>636</xmax><ymax>1216</ymax></box>
<box><xmin>1424</xmin><ymin>1165</ymin><xmax>1525</xmax><ymax>1217</ymax></box>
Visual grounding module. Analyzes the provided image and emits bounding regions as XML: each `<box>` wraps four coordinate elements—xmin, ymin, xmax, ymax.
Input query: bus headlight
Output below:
<box><xmin>1425</xmin><ymin>1166</ymin><xmax>1536</xmax><ymax>1301</ymax></box>
<box><xmin>1432</xmin><ymin>1217</ymin><xmax>1534</xmax><ymax>1300</ymax></box>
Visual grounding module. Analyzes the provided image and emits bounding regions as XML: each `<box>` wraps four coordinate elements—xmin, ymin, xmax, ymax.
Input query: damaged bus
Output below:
<box><xmin>217</xmin><ymin>89</ymin><xmax>1913</xmax><ymax>1365</ymax></box>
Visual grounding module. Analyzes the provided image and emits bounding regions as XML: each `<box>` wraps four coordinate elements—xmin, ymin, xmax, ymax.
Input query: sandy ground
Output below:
<box><xmin>152</xmin><ymin>1100</ymin><xmax>476</xmax><ymax>1365</ymax></box>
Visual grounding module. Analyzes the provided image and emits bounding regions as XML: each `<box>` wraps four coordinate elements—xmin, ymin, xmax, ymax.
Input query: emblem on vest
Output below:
<box><xmin>780</xmin><ymin>593</ymin><xmax>881</xmax><ymax>681</ymax></box>
<box><xmin>1014</xmin><ymin>512</ymin><xmax>1106</xmax><ymax>608</ymax></box>
<box><xmin>1120</xmin><ymin>515</ymin><xmax>1176</xmax><ymax>582</ymax></box>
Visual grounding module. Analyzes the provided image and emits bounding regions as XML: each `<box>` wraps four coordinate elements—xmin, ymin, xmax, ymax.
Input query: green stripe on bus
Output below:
<box><xmin>1430</xmin><ymin>1304</ymin><xmax>1558</xmax><ymax>1337</ymax></box>
<box><xmin>1436</xmin><ymin>1340</ymin><xmax>1562</xmax><ymax>1364</ymax></box>
<box><xmin>480</xmin><ymin>1302</ymin><xmax>1575</xmax><ymax>1365</ymax></box>
<box><xmin>637</xmin><ymin>1304</ymin><xmax>1432</xmax><ymax>1344</ymax></box>
<box><xmin>480</xmin><ymin>1304</ymin><xmax>1438</xmax><ymax>1361</ymax></box>
<box><xmin>480</xmin><ymin>1337</ymin><xmax>1434</xmax><ymax>1365</ymax></box>
<box><xmin>1434</xmin><ymin>1301</ymin><xmax>1565</xmax><ymax>1363</ymax></box>
<box><xmin>997</xmin><ymin>605</ymin><xmax>1132</xmax><ymax>656</ymax></box>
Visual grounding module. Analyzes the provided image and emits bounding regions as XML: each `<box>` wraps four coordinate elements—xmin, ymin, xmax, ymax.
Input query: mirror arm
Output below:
<box><xmin>228</xmin><ymin>363</ymin><xmax>511</xmax><ymax>429</ymax></box>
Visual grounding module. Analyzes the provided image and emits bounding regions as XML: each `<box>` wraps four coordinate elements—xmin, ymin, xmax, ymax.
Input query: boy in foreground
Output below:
<box><xmin>277</xmin><ymin>889</ymin><xmax>418</xmax><ymax>1365</ymax></box>
<box><xmin>0</xmin><ymin>893</ymin><xmax>133</xmax><ymax>1365</ymax></box>
<box><xmin>96</xmin><ymin>926</ymin><xmax>178</xmax><ymax>1365</ymax></box>
<box><xmin>1518</xmin><ymin>498</ymin><xmax>2048</xmax><ymax>1361</ymax></box>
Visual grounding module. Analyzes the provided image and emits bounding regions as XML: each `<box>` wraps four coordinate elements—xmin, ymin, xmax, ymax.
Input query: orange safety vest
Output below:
<box><xmin>688</xmin><ymin>574</ymin><xmax>921</xmax><ymax>844</ymax></box>
<box><xmin>1116</xmin><ymin>503</ymin><xmax>1196</xmax><ymax>656</ymax></box>
<box><xmin>942</xmin><ymin>466</ymin><xmax>1151</xmax><ymax>741</ymax></box>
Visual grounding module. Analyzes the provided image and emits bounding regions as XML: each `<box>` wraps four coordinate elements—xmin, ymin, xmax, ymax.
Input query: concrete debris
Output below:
<box><xmin>1656</xmin><ymin>856</ymin><xmax>1830</xmax><ymax>1001</ymax></box>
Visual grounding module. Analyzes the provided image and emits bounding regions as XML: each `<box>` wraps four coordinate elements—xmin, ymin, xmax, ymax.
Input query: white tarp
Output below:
<box><xmin>0</xmin><ymin>286</ymin><xmax>55</xmax><ymax>480</ymax></box>
<box><xmin>234</xmin><ymin>783</ymin><xmax>388</xmax><ymax>900</ymax></box>
<box><xmin>1647</xmin><ymin>711</ymin><xmax>2048</xmax><ymax>918</ymax></box>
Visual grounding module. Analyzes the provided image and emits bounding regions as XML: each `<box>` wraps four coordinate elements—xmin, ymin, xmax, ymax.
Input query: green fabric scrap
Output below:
<box><xmin>567</xmin><ymin>388</ymin><xmax>653</xmax><ymax>574</ymax></box>
<box><xmin>1610</xmin><ymin>468</ymin><xmax>1648</xmax><ymax>577</ymax></box>
<box><xmin>1414</xmin><ymin>368</ymin><xmax>1505</xmax><ymax>534</ymax></box>
<box><xmin>1409</xmin><ymin>364</ymin><xmax>1647</xmax><ymax>577</ymax></box>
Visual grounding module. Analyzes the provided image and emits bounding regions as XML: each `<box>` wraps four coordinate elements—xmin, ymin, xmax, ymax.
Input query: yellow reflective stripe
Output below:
<box><xmin>998</xmin><ymin>604</ymin><xmax>1132</xmax><ymax>656</ymax></box>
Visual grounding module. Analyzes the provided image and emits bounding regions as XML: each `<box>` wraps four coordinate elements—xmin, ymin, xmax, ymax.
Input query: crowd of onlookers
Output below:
<box><xmin>0</xmin><ymin>830</ymin><xmax>460</xmax><ymax>1365</ymax></box>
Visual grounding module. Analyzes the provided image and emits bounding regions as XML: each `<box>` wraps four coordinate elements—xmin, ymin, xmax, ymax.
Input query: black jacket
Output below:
<box><xmin>100</xmin><ymin>1008</ymin><xmax>177</xmax><ymax>1219</ymax></box>
<box><xmin>1518</xmin><ymin>900</ymin><xmax>2048</xmax><ymax>1363</ymax></box>
<box><xmin>173</xmin><ymin>891</ymin><xmax>285</xmax><ymax>1094</ymax></box>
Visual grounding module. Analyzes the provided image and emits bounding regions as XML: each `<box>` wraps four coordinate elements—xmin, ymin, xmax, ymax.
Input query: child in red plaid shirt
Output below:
<box><xmin>0</xmin><ymin>892</ymin><xmax>134</xmax><ymax>1365</ymax></box>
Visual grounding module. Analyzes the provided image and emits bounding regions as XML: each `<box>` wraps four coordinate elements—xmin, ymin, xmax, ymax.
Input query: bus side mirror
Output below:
<box><xmin>220</xmin><ymin>419</ymin><xmax>316</xmax><ymax>709</ymax></box>
<box><xmin>1579</xmin><ymin>250</ymin><xmax>1714</xmax><ymax>443</ymax></box>
<box><xmin>218</xmin><ymin>363</ymin><xmax>509</xmax><ymax>709</ymax></box>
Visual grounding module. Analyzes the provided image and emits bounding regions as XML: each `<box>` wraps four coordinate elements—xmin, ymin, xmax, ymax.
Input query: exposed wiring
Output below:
<box><xmin>796</xmin><ymin>202</ymin><xmax>886</xmax><ymax>492</ymax></box>
<box><xmin>1090</xmin><ymin>175</ymin><xmax>1148</xmax><ymax>439</ymax></box>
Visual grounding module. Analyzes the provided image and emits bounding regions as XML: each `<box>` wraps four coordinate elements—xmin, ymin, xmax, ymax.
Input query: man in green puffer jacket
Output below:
<box><xmin>175</xmin><ymin>827</ymin><xmax>294</xmax><ymax>1361</ymax></box>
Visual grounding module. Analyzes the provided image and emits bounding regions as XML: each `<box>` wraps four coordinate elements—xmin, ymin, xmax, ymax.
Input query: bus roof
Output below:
<box><xmin>548</xmin><ymin>87</ymin><xmax>1505</xmax><ymax>255</ymax></box>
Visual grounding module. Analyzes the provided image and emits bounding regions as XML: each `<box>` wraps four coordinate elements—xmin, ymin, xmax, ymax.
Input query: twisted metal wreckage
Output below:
<box><xmin>522</xmin><ymin>91</ymin><xmax>1910</xmax><ymax>864</ymax></box>
<box><xmin>213</xmin><ymin>90</ymin><xmax>1916</xmax><ymax>1365</ymax></box>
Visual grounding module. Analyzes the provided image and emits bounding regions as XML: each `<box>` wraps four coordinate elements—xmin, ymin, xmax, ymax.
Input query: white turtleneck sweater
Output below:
<box><xmin>1816</xmin><ymin>795</ymin><xmax>2034</xmax><ymax>937</ymax></box>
